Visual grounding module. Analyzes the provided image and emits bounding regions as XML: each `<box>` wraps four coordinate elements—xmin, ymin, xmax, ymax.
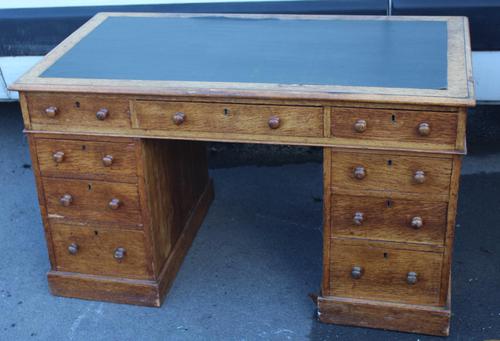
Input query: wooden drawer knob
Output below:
<box><xmin>108</xmin><ymin>198</ymin><xmax>121</xmax><ymax>210</ymax></box>
<box><xmin>351</xmin><ymin>266</ymin><xmax>363</xmax><ymax>279</ymax></box>
<box><xmin>68</xmin><ymin>243</ymin><xmax>79</xmax><ymax>255</ymax></box>
<box><xmin>354</xmin><ymin>119</ymin><xmax>367</xmax><ymax>133</ymax></box>
<box><xmin>96</xmin><ymin>108</ymin><xmax>109</xmax><ymax>120</ymax></box>
<box><xmin>102</xmin><ymin>155</ymin><xmax>114</xmax><ymax>167</ymax></box>
<box><xmin>410</xmin><ymin>216</ymin><xmax>423</xmax><ymax>229</ymax></box>
<box><xmin>414</xmin><ymin>170</ymin><xmax>426</xmax><ymax>184</ymax></box>
<box><xmin>354</xmin><ymin>166</ymin><xmax>366</xmax><ymax>180</ymax></box>
<box><xmin>52</xmin><ymin>151</ymin><xmax>65</xmax><ymax>163</ymax></box>
<box><xmin>114</xmin><ymin>247</ymin><xmax>126</xmax><ymax>261</ymax></box>
<box><xmin>353</xmin><ymin>212</ymin><xmax>364</xmax><ymax>225</ymax></box>
<box><xmin>407</xmin><ymin>271</ymin><xmax>418</xmax><ymax>285</ymax></box>
<box><xmin>44</xmin><ymin>106</ymin><xmax>58</xmax><ymax>118</ymax></box>
<box><xmin>418</xmin><ymin>122</ymin><xmax>431</xmax><ymax>136</ymax></box>
<box><xmin>268</xmin><ymin>116</ymin><xmax>281</xmax><ymax>129</ymax></box>
<box><xmin>172</xmin><ymin>112</ymin><xmax>185</xmax><ymax>125</ymax></box>
<box><xmin>60</xmin><ymin>194</ymin><xmax>73</xmax><ymax>207</ymax></box>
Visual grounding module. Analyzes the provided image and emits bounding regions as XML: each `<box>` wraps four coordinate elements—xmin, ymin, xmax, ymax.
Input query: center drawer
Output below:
<box><xmin>42</xmin><ymin>178</ymin><xmax>142</xmax><ymax>227</ymax></box>
<box><xmin>130</xmin><ymin>100</ymin><xmax>324</xmax><ymax>137</ymax></box>
<box><xmin>330</xmin><ymin>239</ymin><xmax>443</xmax><ymax>306</ymax></box>
<box><xmin>51</xmin><ymin>223</ymin><xmax>151</xmax><ymax>279</ymax></box>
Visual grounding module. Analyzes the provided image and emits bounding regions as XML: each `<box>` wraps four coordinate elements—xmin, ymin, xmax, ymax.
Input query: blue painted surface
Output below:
<box><xmin>41</xmin><ymin>16</ymin><xmax>448</xmax><ymax>89</ymax></box>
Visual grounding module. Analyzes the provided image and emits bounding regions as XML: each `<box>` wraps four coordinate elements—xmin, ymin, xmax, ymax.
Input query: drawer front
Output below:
<box><xmin>331</xmin><ymin>151</ymin><xmax>452</xmax><ymax>200</ymax></box>
<box><xmin>43</xmin><ymin>178</ymin><xmax>142</xmax><ymax>227</ymax></box>
<box><xmin>331</xmin><ymin>195</ymin><xmax>447</xmax><ymax>245</ymax></box>
<box><xmin>36</xmin><ymin>138</ymin><xmax>138</xmax><ymax>181</ymax></box>
<box><xmin>131</xmin><ymin>100</ymin><xmax>324</xmax><ymax>137</ymax></box>
<box><xmin>51</xmin><ymin>223</ymin><xmax>150</xmax><ymax>279</ymax></box>
<box><xmin>330</xmin><ymin>240</ymin><xmax>443</xmax><ymax>305</ymax></box>
<box><xmin>331</xmin><ymin>108</ymin><xmax>458</xmax><ymax>147</ymax></box>
<box><xmin>27</xmin><ymin>93</ymin><xmax>130</xmax><ymax>129</ymax></box>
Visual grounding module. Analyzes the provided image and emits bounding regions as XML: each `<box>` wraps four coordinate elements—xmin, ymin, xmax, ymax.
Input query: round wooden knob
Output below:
<box><xmin>268</xmin><ymin>116</ymin><xmax>280</xmax><ymax>129</ymax></box>
<box><xmin>96</xmin><ymin>108</ymin><xmax>109</xmax><ymax>120</ymax></box>
<box><xmin>411</xmin><ymin>216</ymin><xmax>423</xmax><ymax>229</ymax></box>
<box><xmin>354</xmin><ymin>119</ymin><xmax>367</xmax><ymax>133</ymax></box>
<box><xmin>418</xmin><ymin>122</ymin><xmax>431</xmax><ymax>136</ymax></box>
<box><xmin>414</xmin><ymin>170</ymin><xmax>426</xmax><ymax>184</ymax></box>
<box><xmin>60</xmin><ymin>194</ymin><xmax>73</xmax><ymax>207</ymax></box>
<box><xmin>102</xmin><ymin>155</ymin><xmax>114</xmax><ymax>167</ymax></box>
<box><xmin>353</xmin><ymin>212</ymin><xmax>364</xmax><ymax>225</ymax></box>
<box><xmin>354</xmin><ymin>166</ymin><xmax>366</xmax><ymax>180</ymax></box>
<box><xmin>108</xmin><ymin>198</ymin><xmax>121</xmax><ymax>210</ymax></box>
<box><xmin>44</xmin><ymin>106</ymin><xmax>58</xmax><ymax>118</ymax></box>
<box><xmin>407</xmin><ymin>271</ymin><xmax>418</xmax><ymax>285</ymax></box>
<box><xmin>52</xmin><ymin>151</ymin><xmax>65</xmax><ymax>163</ymax></box>
<box><xmin>351</xmin><ymin>266</ymin><xmax>363</xmax><ymax>279</ymax></box>
<box><xmin>114</xmin><ymin>247</ymin><xmax>126</xmax><ymax>261</ymax></box>
<box><xmin>172</xmin><ymin>112</ymin><xmax>185</xmax><ymax>125</ymax></box>
<box><xmin>68</xmin><ymin>243</ymin><xmax>79</xmax><ymax>255</ymax></box>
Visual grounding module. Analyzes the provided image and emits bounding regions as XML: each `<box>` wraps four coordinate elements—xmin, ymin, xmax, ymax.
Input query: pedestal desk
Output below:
<box><xmin>10</xmin><ymin>13</ymin><xmax>475</xmax><ymax>336</ymax></box>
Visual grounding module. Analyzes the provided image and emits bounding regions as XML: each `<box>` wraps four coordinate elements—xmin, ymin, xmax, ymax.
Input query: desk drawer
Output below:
<box><xmin>43</xmin><ymin>178</ymin><xmax>142</xmax><ymax>227</ymax></box>
<box><xmin>27</xmin><ymin>93</ymin><xmax>131</xmax><ymax>129</ymax></box>
<box><xmin>51</xmin><ymin>223</ymin><xmax>150</xmax><ymax>279</ymax></box>
<box><xmin>331</xmin><ymin>151</ymin><xmax>452</xmax><ymax>200</ymax></box>
<box><xmin>331</xmin><ymin>195</ymin><xmax>447</xmax><ymax>245</ymax></box>
<box><xmin>35</xmin><ymin>138</ymin><xmax>138</xmax><ymax>182</ymax></box>
<box><xmin>331</xmin><ymin>108</ymin><xmax>458</xmax><ymax>147</ymax></box>
<box><xmin>330</xmin><ymin>239</ymin><xmax>443</xmax><ymax>305</ymax></box>
<box><xmin>130</xmin><ymin>100</ymin><xmax>323</xmax><ymax>137</ymax></box>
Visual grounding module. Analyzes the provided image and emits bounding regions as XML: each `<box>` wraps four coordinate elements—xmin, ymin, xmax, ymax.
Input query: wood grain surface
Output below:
<box><xmin>331</xmin><ymin>150</ymin><xmax>453</xmax><ymax>200</ymax></box>
<box><xmin>42</xmin><ymin>177</ymin><xmax>142</xmax><ymax>227</ymax></box>
<box><xmin>329</xmin><ymin>239</ymin><xmax>443</xmax><ymax>305</ymax></box>
<box><xmin>131</xmin><ymin>100</ymin><xmax>324</xmax><ymax>138</ymax></box>
<box><xmin>51</xmin><ymin>223</ymin><xmax>151</xmax><ymax>279</ymax></box>
<box><xmin>331</xmin><ymin>194</ymin><xmax>447</xmax><ymax>245</ymax></box>
<box><xmin>35</xmin><ymin>137</ymin><xmax>138</xmax><ymax>182</ymax></box>
<box><xmin>331</xmin><ymin>107</ymin><xmax>458</xmax><ymax>146</ymax></box>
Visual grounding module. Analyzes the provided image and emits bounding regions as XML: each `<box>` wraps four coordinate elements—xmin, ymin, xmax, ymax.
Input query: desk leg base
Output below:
<box><xmin>47</xmin><ymin>179</ymin><xmax>214</xmax><ymax>307</ymax></box>
<box><xmin>317</xmin><ymin>296</ymin><xmax>450</xmax><ymax>336</ymax></box>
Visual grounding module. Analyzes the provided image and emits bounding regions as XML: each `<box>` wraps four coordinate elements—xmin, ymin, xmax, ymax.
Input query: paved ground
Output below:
<box><xmin>0</xmin><ymin>102</ymin><xmax>499</xmax><ymax>340</ymax></box>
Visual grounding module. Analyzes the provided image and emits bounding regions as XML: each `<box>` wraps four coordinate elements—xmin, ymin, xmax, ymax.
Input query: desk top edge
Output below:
<box><xmin>9</xmin><ymin>13</ymin><xmax>475</xmax><ymax>107</ymax></box>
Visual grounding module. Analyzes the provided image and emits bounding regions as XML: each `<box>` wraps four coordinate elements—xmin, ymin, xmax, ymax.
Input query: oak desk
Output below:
<box><xmin>10</xmin><ymin>13</ymin><xmax>474</xmax><ymax>336</ymax></box>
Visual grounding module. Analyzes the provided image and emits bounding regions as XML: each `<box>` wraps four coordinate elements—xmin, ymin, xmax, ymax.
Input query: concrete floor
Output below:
<box><xmin>0</xmin><ymin>102</ymin><xmax>499</xmax><ymax>340</ymax></box>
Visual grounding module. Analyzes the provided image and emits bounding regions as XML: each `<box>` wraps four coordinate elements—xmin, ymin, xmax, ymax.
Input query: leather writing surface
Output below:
<box><xmin>41</xmin><ymin>16</ymin><xmax>448</xmax><ymax>90</ymax></box>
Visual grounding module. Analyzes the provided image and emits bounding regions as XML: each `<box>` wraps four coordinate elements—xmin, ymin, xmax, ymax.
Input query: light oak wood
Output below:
<box><xmin>331</xmin><ymin>107</ymin><xmax>458</xmax><ymax>148</ymax></box>
<box><xmin>331</xmin><ymin>150</ymin><xmax>453</xmax><ymax>201</ymax></box>
<box><xmin>131</xmin><ymin>100</ymin><xmax>324</xmax><ymax>138</ymax></box>
<box><xmin>12</xmin><ymin>12</ymin><xmax>473</xmax><ymax>335</ymax></box>
<box><xmin>331</xmin><ymin>194</ymin><xmax>447</xmax><ymax>246</ymax></box>
<box><xmin>35</xmin><ymin>137</ymin><xmax>138</xmax><ymax>183</ymax></box>
<box><xmin>317</xmin><ymin>296</ymin><xmax>450</xmax><ymax>336</ymax></box>
<box><xmin>27</xmin><ymin>93</ymin><xmax>131</xmax><ymax>130</ymax></box>
<box><xmin>51</xmin><ymin>223</ymin><xmax>151</xmax><ymax>279</ymax></box>
<box><xmin>42</xmin><ymin>177</ymin><xmax>142</xmax><ymax>227</ymax></box>
<box><xmin>329</xmin><ymin>239</ymin><xmax>443</xmax><ymax>306</ymax></box>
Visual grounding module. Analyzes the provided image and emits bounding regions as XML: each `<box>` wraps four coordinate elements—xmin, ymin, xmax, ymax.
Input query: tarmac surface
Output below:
<box><xmin>0</xmin><ymin>102</ymin><xmax>499</xmax><ymax>340</ymax></box>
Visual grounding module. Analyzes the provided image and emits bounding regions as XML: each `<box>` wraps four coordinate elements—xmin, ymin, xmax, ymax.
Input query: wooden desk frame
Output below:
<box><xmin>10</xmin><ymin>13</ymin><xmax>475</xmax><ymax>337</ymax></box>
